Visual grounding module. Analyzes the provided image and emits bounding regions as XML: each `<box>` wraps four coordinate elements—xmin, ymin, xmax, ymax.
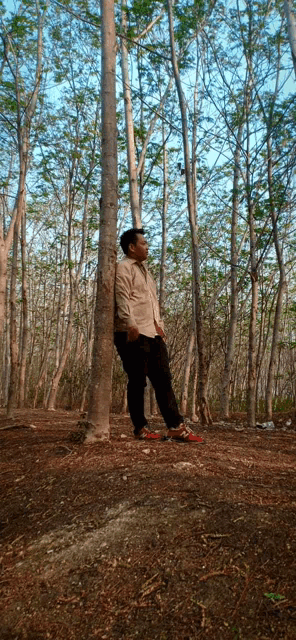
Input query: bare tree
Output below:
<box><xmin>0</xmin><ymin>2</ymin><xmax>45</xmax><ymax>338</ymax></box>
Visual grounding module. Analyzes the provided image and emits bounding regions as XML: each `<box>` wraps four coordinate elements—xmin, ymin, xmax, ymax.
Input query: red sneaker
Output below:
<box><xmin>167</xmin><ymin>423</ymin><xmax>204</xmax><ymax>443</ymax></box>
<box><xmin>135</xmin><ymin>427</ymin><xmax>161</xmax><ymax>440</ymax></box>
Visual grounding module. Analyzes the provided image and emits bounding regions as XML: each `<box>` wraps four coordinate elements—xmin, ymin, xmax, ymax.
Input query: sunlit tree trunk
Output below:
<box><xmin>85</xmin><ymin>0</ymin><xmax>117</xmax><ymax>442</ymax></box>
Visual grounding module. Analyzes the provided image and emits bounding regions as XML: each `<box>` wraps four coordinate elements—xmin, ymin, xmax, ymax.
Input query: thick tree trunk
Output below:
<box><xmin>85</xmin><ymin>0</ymin><xmax>117</xmax><ymax>442</ymax></box>
<box><xmin>167</xmin><ymin>0</ymin><xmax>211</xmax><ymax>425</ymax></box>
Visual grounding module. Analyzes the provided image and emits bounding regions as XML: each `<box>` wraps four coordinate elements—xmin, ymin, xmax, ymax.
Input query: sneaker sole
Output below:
<box><xmin>166</xmin><ymin>436</ymin><xmax>205</xmax><ymax>444</ymax></box>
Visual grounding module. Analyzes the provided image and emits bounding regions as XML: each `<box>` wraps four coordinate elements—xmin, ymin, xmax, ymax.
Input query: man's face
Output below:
<box><xmin>129</xmin><ymin>234</ymin><xmax>148</xmax><ymax>262</ymax></box>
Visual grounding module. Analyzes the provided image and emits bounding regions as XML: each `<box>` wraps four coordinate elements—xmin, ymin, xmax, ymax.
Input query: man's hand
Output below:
<box><xmin>127</xmin><ymin>326</ymin><xmax>140</xmax><ymax>342</ymax></box>
<box><xmin>154</xmin><ymin>322</ymin><xmax>166</xmax><ymax>341</ymax></box>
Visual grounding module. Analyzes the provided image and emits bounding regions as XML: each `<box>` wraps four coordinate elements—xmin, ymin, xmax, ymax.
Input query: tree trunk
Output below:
<box><xmin>167</xmin><ymin>0</ymin><xmax>211</xmax><ymax>425</ymax></box>
<box><xmin>247</xmin><ymin>200</ymin><xmax>258</xmax><ymax>427</ymax></box>
<box><xmin>85</xmin><ymin>0</ymin><xmax>117</xmax><ymax>442</ymax></box>
<box><xmin>47</xmin><ymin>304</ymin><xmax>73</xmax><ymax>410</ymax></box>
<box><xmin>18</xmin><ymin>207</ymin><xmax>29</xmax><ymax>407</ymax></box>
<box><xmin>159</xmin><ymin>120</ymin><xmax>168</xmax><ymax>318</ymax></box>
<box><xmin>265</xmin><ymin>137</ymin><xmax>287</xmax><ymax>419</ymax></box>
<box><xmin>7</xmin><ymin>223</ymin><xmax>19</xmax><ymax>418</ymax></box>
<box><xmin>220</xmin><ymin>124</ymin><xmax>243</xmax><ymax>417</ymax></box>
<box><xmin>121</xmin><ymin>0</ymin><xmax>141</xmax><ymax>227</ymax></box>
<box><xmin>0</xmin><ymin>240</ymin><xmax>9</xmax><ymax>339</ymax></box>
<box><xmin>191</xmin><ymin>358</ymin><xmax>198</xmax><ymax>423</ymax></box>
<box><xmin>284</xmin><ymin>0</ymin><xmax>296</xmax><ymax>78</ymax></box>
<box><xmin>180</xmin><ymin>321</ymin><xmax>195</xmax><ymax>416</ymax></box>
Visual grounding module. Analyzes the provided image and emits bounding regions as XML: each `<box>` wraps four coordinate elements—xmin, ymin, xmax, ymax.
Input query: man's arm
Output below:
<box><xmin>115</xmin><ymin>262</ymin><xmax>139</xmax><ymax>341</ymax></box>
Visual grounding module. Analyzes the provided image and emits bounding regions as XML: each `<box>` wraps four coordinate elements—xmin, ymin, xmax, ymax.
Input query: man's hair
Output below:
<box><xmin>120</xmin><ymin>228</ymin><xmax>144</xmax><ymax>255</ymax></box>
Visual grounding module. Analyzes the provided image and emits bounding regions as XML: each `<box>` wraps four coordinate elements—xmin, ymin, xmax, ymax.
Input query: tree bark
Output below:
<box><xmin>85</xmin><ymin>0</ymin><xmax>117</xmax><ymax>442</ymax></box>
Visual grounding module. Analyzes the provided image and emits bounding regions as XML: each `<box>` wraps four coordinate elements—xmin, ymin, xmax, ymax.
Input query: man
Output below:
<box><xmin>114</xmin><ymin>228</ymin><xmax>204</xmax><ymax>443</ymax></box>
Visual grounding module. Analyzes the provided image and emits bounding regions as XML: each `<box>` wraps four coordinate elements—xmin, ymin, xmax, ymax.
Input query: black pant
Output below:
<box><xmin>114</xmin><ymin>332</ymin><xmax>183</xmax><ymax>435</ymax></box>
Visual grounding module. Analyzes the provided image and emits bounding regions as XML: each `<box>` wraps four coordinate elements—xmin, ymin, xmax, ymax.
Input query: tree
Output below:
<box><xmin>167</xmin><ymin>0</ymin><xmax>212</xmax><ymax>425</ymax></box>
<box><xmin>1</xmin><ymin>1</ymin><xmax>46</xmax><ymax>416</ymax></box>
<box><xmin>85</xmin><ymin>0</ymin><xmax>117</xmax><ymax>442</ymax></box>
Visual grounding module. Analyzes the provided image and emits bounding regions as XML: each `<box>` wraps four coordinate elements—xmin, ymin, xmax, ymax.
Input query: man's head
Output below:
<box><xmin>120</xmin><ymin>228</ymin><xmax>148</xmax><ymax>262</ymax></box>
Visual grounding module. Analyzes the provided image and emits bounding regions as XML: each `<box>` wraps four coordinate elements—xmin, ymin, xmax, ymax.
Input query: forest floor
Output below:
<box><xmin>0</xmin><ymin>409</ymin><xmax>296</xmax><ymax>640</ymax></box>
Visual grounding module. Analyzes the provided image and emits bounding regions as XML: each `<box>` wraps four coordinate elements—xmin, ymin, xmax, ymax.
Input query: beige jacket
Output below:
<box><xmin>115</xmin><ymin>257</ymin><xmax>164</xmax><ymax>338</ymax></box>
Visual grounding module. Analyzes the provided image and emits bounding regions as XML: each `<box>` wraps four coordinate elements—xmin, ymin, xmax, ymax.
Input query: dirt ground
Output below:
<box><xmin>0</xmin><ymin>409</ymin><xmax>296</xmax><ymax>640</ymax></box>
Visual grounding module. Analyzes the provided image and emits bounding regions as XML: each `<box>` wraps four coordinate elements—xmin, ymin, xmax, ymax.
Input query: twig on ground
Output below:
<box><xmin>196</xmin><ymin>601</ymin><xmax>206</xmax><ymax>628</ymax></box>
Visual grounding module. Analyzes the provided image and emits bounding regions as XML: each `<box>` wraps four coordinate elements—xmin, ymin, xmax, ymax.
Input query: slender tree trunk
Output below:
<box><xmin>121</xmin><ymin>0</ymin><xmax>141</xmax><ymax>227</ymax></box>
<box><xmin>159</xmin><ymin>121</ymin><xmax>168</xmax><ymax>318</ymax></box>
<box><xmin>1</xmin><ymin>282</ymin><xmax>10</xmax><ymax>406</ymax></box>
<box><xmin>120</xmin><ymin>383</ymin><xmax>128</xmax><ymax>414</ymax></box>
<box><xmin>284</xmin><ymin>0</ymin><xmax>296</xmax><ymax>78</ymax></box>
<box><xmin>265</xmin><ymin>137</ymin><xmax>287</xmax><ymax>419</ymax></box>
<box><xmin>167</xmin><ymin>0</ymin><xmax>211</xmax><ymax>425</ymax></box>
<box><xmin>85</xmin><ymin>0</ymin><xmax>117</xmax><ymax>442</ymax></box>
<box><xmin>0</xmin><ymin>241</ymin><xmax>9</xmax><ymax>339</ymax></box>
<box><xmin>191</xmin><ymin>358</ymin><xmax>198</xmax><ymax>422</ymax></box>
<box><xmin>220</xmin><ymin>124</ymin><xmax>243</xmax><ymax>417</ymax></box>
<box><xmin>47</xmin><ymin>202</ymin><xmax>75</xmax><ymax>410</ymax></box>
<box><xmin>247</xmin><ymin>199</ymin><xmax>258</xmax><ymax>427</ymax></box>
<box><xmin>47</xmin><ymin>303</ymin><xmax>74</xmax><ymax>410</ymax></box>
<box><xmin>180</xmin><ymin>321</ymin><xmax>195</xmax><ymax>416</ymax></box>
<box><xmin>18</xmin><ymin>207</ymin><xmax>29</xmax><ymax>407</ymax></box>
<box><xmin>7</xmin><ymin>223</ymin><xmax>19</xmax><ymax>418</ymax></box>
